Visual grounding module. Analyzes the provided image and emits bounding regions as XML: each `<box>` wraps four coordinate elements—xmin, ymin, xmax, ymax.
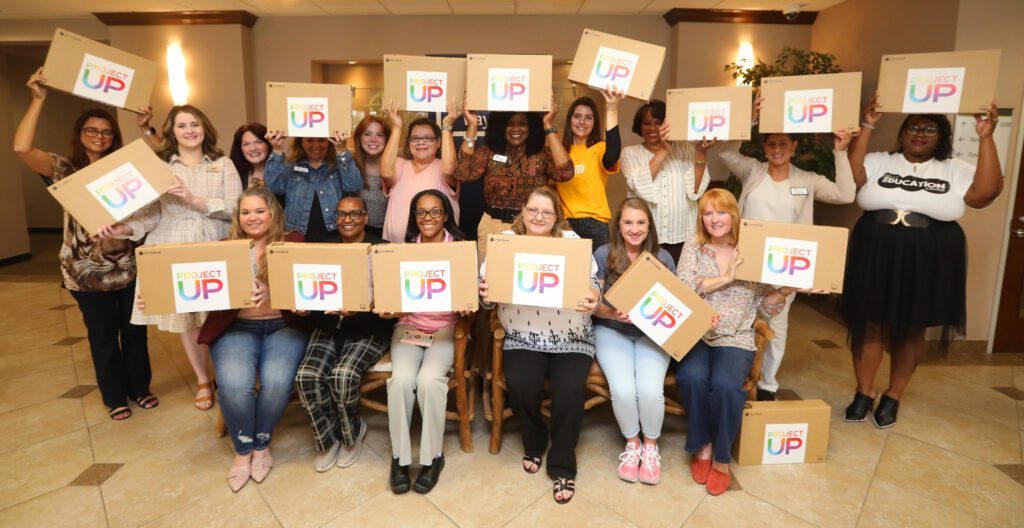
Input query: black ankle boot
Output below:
<box><xmin>390</xmin><ymin>457</ymin><xmax>411</xmax><ymax>494</ymax></box>
<box><xmin>872</xmin><ymin>395</ymin><xmax>900</xmax><ymax>429</ymax></box>
<box><xmin>843</xmin><ymin>392</ymin><xmax>875</xmax><ymax>422</ymax></box>
<box><xmin>413</xmin><ymin>454</ymin><xmax>445</xmax><ymax>494</ymax></box>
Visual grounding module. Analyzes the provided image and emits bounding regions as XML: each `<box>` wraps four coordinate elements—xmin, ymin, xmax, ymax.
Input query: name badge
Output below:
<box><xmin>492</xmin><ymin>154</ymin><xmax>508</xmax><ymax>164</ymax></box>
<box><xmin>790</xmin><ymin>187</ymin><xmax>809</xmax><ymax>196</ymax></box>
<box><xmin>294</xmin><ymin>166</ymin><xmax>309</xmax><ymax>173</ymax></box>
<box><xmin>205</xmin><ymin>165</ymin><xmax>220</xmax><ymax>173</ymax></box>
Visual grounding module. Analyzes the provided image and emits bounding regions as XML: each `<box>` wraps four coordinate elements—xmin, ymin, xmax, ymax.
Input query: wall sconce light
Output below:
<box><xmin>166</xmin><ymin>43</ymin><xmax>189</xmax><ymax>105</ymax></box>
<box><xmin>736</xmin><ymin>42</ymin><xmax>755</xmax><ymax>86</ymax></box>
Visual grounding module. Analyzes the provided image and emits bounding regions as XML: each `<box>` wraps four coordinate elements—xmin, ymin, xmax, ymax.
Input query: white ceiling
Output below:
<box><xmin>0</xmin><ymin>0</ymin><xmax>848</xmax><ymax>19</ymax></box>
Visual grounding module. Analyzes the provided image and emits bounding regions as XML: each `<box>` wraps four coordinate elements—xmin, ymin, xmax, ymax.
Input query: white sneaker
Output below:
<box><xmin>337</xmin><ymin>418</ymin><xmax>367</xmax><ymax>468</ymax></box>
<box><xmin>314</xmin><ymin>441</ymin><xmax>341</xmax><ymax>472</ymax></box>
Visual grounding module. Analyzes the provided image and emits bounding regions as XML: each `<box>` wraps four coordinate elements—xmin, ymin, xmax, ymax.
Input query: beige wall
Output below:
<box><xmin>0</xmin><ymin>18</ymin><xmax>107</xmax><ymax>43</ymax></box>
<box><xmin>0</xmin><ymin>52</ymin><xmax>33</xmax><ymax>259</ymax></box>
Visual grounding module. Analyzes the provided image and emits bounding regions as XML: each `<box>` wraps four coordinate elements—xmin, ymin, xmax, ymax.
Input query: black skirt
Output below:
<box><xmin>840</xmin><ymin>211</ymin><xmax>966</xmax><ymax>354</ymax></box>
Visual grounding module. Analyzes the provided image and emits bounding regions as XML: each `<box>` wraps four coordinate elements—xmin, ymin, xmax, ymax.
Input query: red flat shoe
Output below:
<box><xmin>690</xmin><ymin>457</ymin><xmax>711</xmax><ymax>484</ymax></box>
<box><xmin>706</xmin><ymin>467</ymin><xmax>731</xmax><ymax>496</ymax></box>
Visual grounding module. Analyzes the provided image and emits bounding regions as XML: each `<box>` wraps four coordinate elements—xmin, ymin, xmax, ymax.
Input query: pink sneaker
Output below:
<box><xmin>638</xmin><ymin>444</ymin><xmax>662</xmax><ymax>485</ymax></box>
<box><xmin>617</xmin><ymin>442</ymin><xmax>642</xmax><ymax>483</ymax></box>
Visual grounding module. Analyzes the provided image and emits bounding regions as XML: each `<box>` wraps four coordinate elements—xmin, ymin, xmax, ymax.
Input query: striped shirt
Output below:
<box><xmin>620</xmin><ymin>142</ymin><xmax>709</xmax><ymax>245</ymax></box>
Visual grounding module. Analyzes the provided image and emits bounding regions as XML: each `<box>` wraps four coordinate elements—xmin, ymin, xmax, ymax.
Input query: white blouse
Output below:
<box><xmin>620</xmin><ymin>142</ymin><xmax>710</xmax><ymax>244</ymax></box>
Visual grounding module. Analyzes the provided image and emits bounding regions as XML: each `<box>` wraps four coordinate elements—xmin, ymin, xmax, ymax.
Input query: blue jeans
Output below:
<box><xmin>594</xmin><ymin>325</ymin><xmax>671</xmax><ymax>439</ymax></box>
<box><xmin>211</xmin><ymin>318</ymin><xmax>308</xmax><ymax>454</ymax></box>
<box><xmin>676</xmin><ymin>341</ymin><xmax>754</xmax><ymax>464</ymax></box>
<box><xmin>567</xmin><ymin>217</ymin><xmax>610</xmax><ymax>250</ymax></box>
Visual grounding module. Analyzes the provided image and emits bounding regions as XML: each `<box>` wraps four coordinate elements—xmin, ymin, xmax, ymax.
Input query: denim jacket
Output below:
<box><xmin>265</xmin><ymin>151</ymin><xmax>362</xmax><ymax>233</ymax></box>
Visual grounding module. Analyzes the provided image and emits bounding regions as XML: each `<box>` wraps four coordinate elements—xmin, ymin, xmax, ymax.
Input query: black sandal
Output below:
<box><xmin>552</xmin><ymin>477</ymin><xmax>575</xmax><ymax>504</ymax></box>
<box><xmin>522</xmin><ymin>455</ymin><xmax>541</xmax><ymax>474</ymax></box>
<box><xmin>133</xmin><ymin>394</ymin><xmax>159</xmax><ymax>410</ymax></box>
<box><xmin>108</xmin><ymin>406</ymin><xmax>132</xmax><ymax>421</ymax></box>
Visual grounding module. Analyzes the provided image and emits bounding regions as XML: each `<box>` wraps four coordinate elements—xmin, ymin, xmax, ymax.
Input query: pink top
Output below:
<box><xmin>399</xmin><ymin>230</ymin><xmax>460</xmax><ymax>332</ymax></box>
<box><xmin>382</xmin><ymin>157</ymin><xmax>459</xmax><ymax>243</ymax></box>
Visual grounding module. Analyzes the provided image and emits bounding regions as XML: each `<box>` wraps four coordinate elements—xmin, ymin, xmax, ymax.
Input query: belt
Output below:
<box><xmin>485</xmin><ymin>206</ymin><xmax>520</xmax><ymax>223</ymax></box>
<box><xmin>869</xmin><ymin>209</ymin><xmax>932</xmax><ymax>228</ymax></box>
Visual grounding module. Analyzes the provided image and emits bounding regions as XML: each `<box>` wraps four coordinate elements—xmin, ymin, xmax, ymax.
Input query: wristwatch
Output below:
<box><xmin>143</xmin><ymin>127</ymin><xmax>156</xmax><ymax>136</ymax></box>
<box><xmin>441</xmin><ymin>124</ymin><xmax>453</xmax><ymax>131</ymax></box>
<box><xmin>544</xmin><ymin>126</ymin><xmax>558</xmax><ymax>136</ymax></box>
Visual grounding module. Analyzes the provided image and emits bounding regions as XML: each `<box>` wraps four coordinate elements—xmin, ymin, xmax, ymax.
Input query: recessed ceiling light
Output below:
<box><xmin>348</xmin><ymin>61</ymin><xmax>357</xmax><ymax>65</ymax></box>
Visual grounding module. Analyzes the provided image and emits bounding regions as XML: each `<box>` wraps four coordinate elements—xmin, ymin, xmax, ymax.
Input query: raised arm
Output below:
<box><xmin>263</xmin><ymin>130</ymin><xmax>289</xmax><ymax>195</ymax></box>
<box><xmin>964</xmin><ymin>103</ymin><xmax>1004</xmax><ymax>208</ymax></box>
<box><xmin>600</xmin><ymin>87</ymin><xmax>624</xmax><ymax>171</ymax></box>
<box><xmin>440</xmin><ymin>97</ymin><xmax>459</xmax><ymax>187</ymax></box>
<box><xmin>135</xmin><ymin>105</ymin><xmax>163</xmax><ymax>150</ymax></box>
<box><xmin>849</xmin><ymin>93</ymin><xmax>881</xmax><ymax>190</ymax></box>
<box><xmin>543</xmin><ymin>94</ymin><xmax>573</xmax><ymax>174</ymax></box>
<box><xmin>13</xmin><ymin>68</ymin><xmax>54</xmax><ymax>176</ymax></box>
<box><xmin>813</xmin><ymin>128</ymin><xmax>856</xmax><ymax>204</ymax></box>
<box><xmin>333</xmin><ymin>131</ymin><xmax>362</xmax><ymax>193</ymax></box>
<box><xmin>379</xmin><ymin>99</ymin><xmax>403</xmax><ymax>189</ymax></box>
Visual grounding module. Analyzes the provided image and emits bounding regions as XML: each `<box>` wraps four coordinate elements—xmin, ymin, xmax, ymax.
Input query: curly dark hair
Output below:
<box><xmin>484</xmin><ymin>112</ymin><xmax>545</xmax><ymax>156</ymax></box>
<box><xmin>894</xmin><ymin>114</ymin><xmax>953</xmax><ymax>160</ymax></box>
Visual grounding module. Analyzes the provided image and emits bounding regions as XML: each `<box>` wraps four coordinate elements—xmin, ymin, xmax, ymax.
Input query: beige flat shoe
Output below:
<box><xmin>251</xmin><ymin>452</ymin><xmax>273</xmax><ymax>483</ymax></box>
<box><xmin>227</xmin><ymin>463</ymin><xmax>250</xmax><ymax>493</ymax></box>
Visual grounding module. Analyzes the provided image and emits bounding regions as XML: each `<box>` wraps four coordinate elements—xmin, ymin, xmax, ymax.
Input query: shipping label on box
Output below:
<box><xmin>759</xmin><ymin>72</ymin><xmax>861</xmax><ymax>134</ymax></box>
<box><xmin>735</xmin><ymin>219</ymin><xmax>848</xmax><ymax>293</ymax></box>
<box><xmin>877</xmin><ymin>49</ymin><xmax>1001</xmax><ymax>114</ymax></box>
<box><xmin>384</xmin><ymin>55</ymin><xmax>467</xmax><ymax>113</ymax></box>
<box><xmin>42</xmin><ymin>28</ymin><xmax>157</xmax><ymax>113</ymax></box>
<box><xmin>485</xmin><ymin>234</ymin><xmax>592</xmax><ymax>310</ymax></box>
<box><xmin>734</xmin><ymin>400</ymin><xmax>831</xmax><ymax>465</ymax></box>
<box><xmin>466</xmin><ymin>55</ymin><xmax>552</xmax><ymax>112</ymax></box>
<box><xmin>266</xmin><ymin>242</ymin><xmax>372</xmax><ymax>312</ymax></box>
<box><xmin>136</xmin><ymin>240</ymin><xmax>255</xmax><ymax>315</ymax></box>
<box><xmin>666</xmin><ymin>86</ymin><xmax>752</xmax><ymax>141</ymax></box>
<box><xmin>568</xmin><ymin>28</ymin><xmax>666</xmax><ymax>100</ymax></box>
<box><xmin>47</xmin><ymin>139</ymin><xmax>177</xmax><ymax>235</ymax></box>
<box><xmin>604</xmin><ymin>252</ymin><xmax>715</xmax><ymax>361</ymax></box>
<box><xmin>371</xmin><ymin>241</ymin><xmax>478</xmax><ymax>314</ymax></box>
<box><xmin>266</xmin><ymin>82</ymin><xmax>353</xmax><ymax>138</ymax></box>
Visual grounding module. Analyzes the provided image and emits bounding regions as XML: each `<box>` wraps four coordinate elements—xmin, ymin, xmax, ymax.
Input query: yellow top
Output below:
<box><xmin>556</xmin><ymin>141</ymin><xmax>618</xmax><ymax>223</ymax></box>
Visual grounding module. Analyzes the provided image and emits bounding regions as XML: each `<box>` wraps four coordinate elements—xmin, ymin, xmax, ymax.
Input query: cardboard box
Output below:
<box><xmin>666</xmin><ymin>86</ymin><xmax>753</xmax><ymax>141</ymax></box>
<box><xmin>384</xmin><ymin>55</ymin><xmax>467</xmax><ymax>113</ymax></box>
<box><xmin>466</xmin><ymin>54</ymin><xmax>552</xmax><ymax>112</ymax></box>
<box><xmin>41</xmin><ymin>28</ymin><xmax>157</xmax><ymax>113</ymax></box>
<box><xmin>604</xmin><ymin>252</ymin><xmax>716</xmax><ymax>361</ymax></box>
<box><xmin>877</xmin><ymin>49</ymin><xmax>1001</xmax><ymax>114</ymax></box>
<box><xmin>266</xmin><ymin>242</ymin><xmax>372</xmax><ymax>312</ymax></box>
<box><xmin>759</xmin><ymin>72</ymin><xmax>862</xmax><ymax>134</ymax></box>
<box><xmin>567</xmin><ymin>28</ymin><xmax>666</xmax><ymax>101</ymax></box>
<box><xmin>266</xmin><ymin>82</ymin><xmax>353</xmax><ymax>138</ymax></box>
<box><xmin>484</xmin><ymin>234</ymin><xmax>592</xmax><ymax>310</ymax></box>
<box><xmin>136</xmin><ymin>240</ymin><xmax>255</xmax><ymax>315</ymax></box>
<box><xmin>734</xmin><ymin>400</ymin><xmax>831</xmax><ymax>465</ymax></box>
<box><xmin>371</xmin><ymin>241</ymin><xmax>478</xmax><ymax>313</ymax></box>
<box><xmin>47</xmin><ymin>138</ymin><xmax>177</xmax><ymax>235</ymax></box>
<box><xmin>735</xmin><ymin>219</ymin><xmax>848</xmax><ymax>293</ymax></box>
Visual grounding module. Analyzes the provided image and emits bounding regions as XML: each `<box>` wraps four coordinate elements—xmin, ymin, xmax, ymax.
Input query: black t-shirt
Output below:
<box><xmin>305</xmin><ymin>194</ymin><xmax>333</xmax><ymax>243</ymax></box>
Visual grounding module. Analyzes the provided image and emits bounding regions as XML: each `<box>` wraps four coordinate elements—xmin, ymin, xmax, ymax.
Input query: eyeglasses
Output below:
<box><xmin>408</xmin><ymin>136</ymin><xmax>438</xmax><ymax>144</ymax></box>
<box><xmin>414</xmin><ymin>208</ymin><xmax>445</xmax><ymax>219</ymax></box>
<box><xmin>524</xmin><ymin>207</ymin><xmax>556</xmax><ymax>220</ymax></box>
<box><xmin>82</xmin><ymin>127</ymin><xmax>115</xmax><ymax>138</ymax></box>
<box><xmin>905</xmin><ymin>124</ymin><xmax>940</xmax><ymax>137</ymax></box>
<box><xmin>336</xmin><ymin>210</ymin><xmax>366</xmax><ymax>220</ymax></box>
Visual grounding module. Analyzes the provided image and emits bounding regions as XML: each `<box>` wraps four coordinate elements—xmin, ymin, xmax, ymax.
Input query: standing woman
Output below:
<box><xmin>264</xmin><ymin>130</ymin><xmax>362</xmax><ymax>242</ymax></box>
<box><xmin>556</xmin><ymin>87</ymin><xmax>626</xmax><ymax>248</ymax></box>
<box><xmin>380</xmin><ymin>99</ymin><xmax>460</xmax><ymax>243</ymax></box>
<box><xmin>719</xmin><ymin>94</ymin><xmax>856</xmax><ymax>401</ymax></box>
<box><xmin>229</xmin><ymin>123</ymin><xmax>272</xmax><ymax>189</ymax></box>
<box><xmin>841</xmin><ymin>97</ymin><xmax>1003</xmax><ymax>428</ymax></box>
<box><xmin>103</xmin><ymin>104</ymin><xmax>243</xmax><ymax>411</ymax></box>
<box><xmin>13</xmin><ymin>68</ymin><xmax>155</xmax><ymax>421</ymax></box>
<box><xmin>593</xmin><ymin>198</ymin><xmax>675</xmax><ymax>485</ymax></box>
<box><xmin>352</xmin><ymin>115</ymin><xmax>392</xmax><ymax>239</ymax></box>
<box><xmin>479</xmin><ymin>186</ymin><xmax>600</xmax><ymax>504</ymax></box>
<box><xmin>455</xmin><ymin>98</ymin><xmax>575</xmax><ymax>261</ymax></box>
<box><xmin>620</xmin><ymin>100</ymin><xmax>712</xmax><ymax>265</ymax></box>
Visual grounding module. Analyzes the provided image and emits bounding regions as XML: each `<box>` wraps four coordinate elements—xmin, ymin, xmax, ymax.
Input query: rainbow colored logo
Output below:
<box><xmin>491</xmin><ymin>75</ymin><xmax>527</xmax><ymax>101</ymax></box>
<box><xmin>690</xmin><ymin>109</ymin><xmax>727</xmax><ymax>134</ymax></box>
<box><xmin>175</xmin><ymin>270</ymin><xmax>224</xmax><ymax>301</ymax></box>
<box><xmin>289</xmin><ymin>103</ymin><xmax>326</xmax><ymax>128</ymax></box>
<box><xmin>409</xmin><ymin>78</ymin><xmax>444</xmax><ymax>104</ymax></box>
<box><xmin>766</xmin><ymin>246</ymin><xmax>812</xmax><ymax>276</ymax></box>
<box><xmin>786</xmin><ymin>97</ymin><xmax>829</xmax><ymax>124</ymax></box>
<box><xmin>81</xmin><ymin>62</ymin><xmax>127</xmax><ymax>93</ymax></box>
<box><xmin>637</xmin><ymin>290</ymin><xmax>680</xmax><ymax>329</ymax></box>
<box><xmin>92</xmin><ymin>176</ymin><xmax>144</xmax><ymax>209</ymax></box>
<box><xmin>296</xmin><ymin>271</ymin><xmax>338</xmax><ymax>301</ymax></box>
<box><xmin>516</xmin><ymin>262</ymin><xmax>560</xmax><ymax>294</ymax></box>
<box><xmin>403</xmin><ymin>270</ymin><xmax>447</xmax><ymax>300</ymax></box>
<box><xmin>908</xmin><ymin>75</ymin><xmax>959</xmax><ymax>104</ymax></box>
<box><xmin>593</xmin><ymin>53</ymin><xmax>632</xmax><ymax>82</ymax></box>
<box><xmin>766</xmin><ymin>434</ymin><xmax>804</xmax><ymax>456</ymax></box>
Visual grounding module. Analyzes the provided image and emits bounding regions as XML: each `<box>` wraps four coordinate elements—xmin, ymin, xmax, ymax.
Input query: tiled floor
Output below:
<box><xmin>1</xmin><ymin>240</ymin><xmax>1023</xmax><ymax>527</ymax></box>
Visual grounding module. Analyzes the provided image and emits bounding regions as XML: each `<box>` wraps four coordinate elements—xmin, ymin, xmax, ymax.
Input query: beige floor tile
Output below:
<box><xmin>0</xmin><ymin>398</ymin><xmax>87</xmax><ymax>456</ymax></box>
<box><xmin>0</xmin><ymin>485</ymin><xmax>106</xmax><ymax>528</ymax></box>
<box><xmin>683</xmin><ymin>491</ymin><xmax>817</xmax><ymax>528</ymax></box>
<box><xmin>923</xmin><ymin>365</ymin><xmax>1014</xmax><ymax>387</ymax></box>
<box><xmin>0</xmin><ymin>429</ymin><xmax>94</xmax><ymax>511</ymax></box>
<box><xmin>903</xmin><ymin>368</ymin><xmax>1019</xmax><ymax>429</ymax></box>
<box><xmin>895</xmin><ymin>400</ymin><xmax>1021</xmax><ymax>465</ymax></box>
<box><xmin>0</xmin><ymin>346</ymin><xmax>73</xmax><ymax>382</ymax></box>
<box><xmin>258</xmin><ymin>447</ymin><xmax>389</xmax><ymax>528</ymax></box>
<box><xmin>63</xmin><ymin>307</ymin><xmax>88</xmax><ymax>338</ymax></box>
<box><xmin>1013</xmin><ymin>367</ymin><xmax>1024</xmax><ymax>391</ymax></box>
<box><xmin>140</xmin><ymin>485</ymin><xmax>281</xmax><ymax>527</ymax></box>
<box><xmin>0</xmin><ymin>365</ymin><xmax>77</xmax><ymax>414</ymax></box>
<box><xmin>322</xmin><ymin>489</ymin><xmax>457</xmax><ymax>528</ymax></box>
<box><xmin>731</xmin><ymin>460</ymin><xmax>873</xmax><ymax>528</ymax></box>
<box><xmin>0</xmin><ymin>308</ymin><xmax>65</xmax><ymax>340</ymax></box>
<box><xmin>0</xmin><ymin>322</ymin><xmax>68</xmax><ymax>358</ymax></box>
<box><xmin>856</xmin><ymin>479</ymin><xmax>992</xmax><ymax>528</ymax></box>
<box><xmin>826</xmin><ymin>413</ymin><xmax>889</xmax><ymax>475</ymax></box>
<box><xmin>874</xmin><ymin>434</ymin><xmax>1024</xmax><ymax>528</ymax></box>
<box><xmin>505</xmin><ymin>491</ymin><xmax>638</xmax><ymax>527</ymax></box>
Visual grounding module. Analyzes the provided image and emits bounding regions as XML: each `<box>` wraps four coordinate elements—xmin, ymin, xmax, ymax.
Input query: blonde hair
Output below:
<box><xmin>695</xmin><ymin>188</ymin><xmax>740</xmax><ymax>246</ymax></box>
<box><xmin>229</xmin><ymin>187</ymin><xmax>286</xmax><ymax>284</ymax></box>
<box><xmin>511</xmin><ymin>186</ymin><xmax>569</xmax><ymax>238</ymax></box>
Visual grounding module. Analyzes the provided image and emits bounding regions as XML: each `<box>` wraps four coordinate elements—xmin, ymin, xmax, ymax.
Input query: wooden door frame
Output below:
<box><xmin>991</xmin><ymin>108</ymin><xmax>1024</xmax><ymax>353</ymax></box>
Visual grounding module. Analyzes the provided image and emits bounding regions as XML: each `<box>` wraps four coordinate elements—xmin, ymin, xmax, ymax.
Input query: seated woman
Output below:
<box><xmin>479</xmin><ymin>186</ymin><xmax>600</xmax><ymax>504</ymax></box>
<box><xmin>593</xmin><ymin>198</ymin><xmax>675</xmax><ymax>485</ymax></box>
<box><xmin>381</xmin><ymin>190</ymin><xmax>474</xmax><ymax>495</ymax></box>
<box><xmin>676</xmin><ymin>188</ymin><xmax>795</xmax><ymax>495</ymax></box>
<box><xmin>295</xmin><ymin>194</ymin><xmax>395</xmax><ymax>472</ymax></box>
<box><xmin>193</xmin><ymin>187</ymin><xmax>310</xmax><ymax>492</ymax></box>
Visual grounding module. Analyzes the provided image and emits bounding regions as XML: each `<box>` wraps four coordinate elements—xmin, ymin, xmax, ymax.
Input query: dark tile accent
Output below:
<box><xmin>69</xmin><ymin>463</ymin><xmax>123</xmax><ymax>486</ymax></box>
<box><xmin>994</xmin><ymin>465</ymin><xmax>1024</xmax><ymax>488</ymax></box>
<box><xmin>775</xmin><ymin>389</ymin><xmax>803</xmax><ymax>401</ymax></box>
<box><xmin>813</xmin><ymin>339</ymin><xmax>841</xmax><ymax>349</ymax></box>
<box><xmin>993</xmin><ymin>387</ymin><xmax>1024</xmax><ymax>401</ymax></box>
<box><xmin>48</xmin><ymin>304</ymin><xmax>76</xmax><ymax>311</ymax></box>
<box><xmin>53</xmin><ymin>337</ymin><xmax>85</xmax><ymax>346</ymax></box>
<box><xmin>59</xmin><ymin>385</ymin><xmax>97</xmax><ymax>399</ymax></box>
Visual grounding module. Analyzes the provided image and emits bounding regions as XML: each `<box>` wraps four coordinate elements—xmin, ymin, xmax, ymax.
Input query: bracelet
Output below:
<box><xmin>441</xmin><ymin>124</ymin><xmax>453</xmax><ymax>131</ymax></box>
<box><xmin>544</xmin><ymin>126</ymin><xmax>557</xmax><ymax>136</ymax></box>
<box><xmin>694</xmin><ymin>160</ymin><xmax>707</xmax><ymax>167</ymax></box>
<box><xmin>860</xmin><ymin>122</ymin><xmax>876</xmax><ymax>130</ymax></box>
<box><xmin>143</xmin><ymin>127</ymin><xmax>156</xmax><ymax>136</ymax></box>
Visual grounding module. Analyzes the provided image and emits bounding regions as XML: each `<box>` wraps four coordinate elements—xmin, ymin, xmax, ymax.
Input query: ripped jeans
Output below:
<box><xmin>210</xmin><ymin>318</ymin><xmax>307</xmax><ymax>454</ymax></box>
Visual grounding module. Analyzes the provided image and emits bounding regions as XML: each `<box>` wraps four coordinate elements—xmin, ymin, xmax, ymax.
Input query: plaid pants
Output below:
<box><xmin>295</xmin><ymin>327</ymin><xmax>388</xmax><ymax>451</ymax></box>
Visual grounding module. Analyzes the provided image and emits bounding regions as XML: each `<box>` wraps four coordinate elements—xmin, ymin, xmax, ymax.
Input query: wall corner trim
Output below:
<box><xmin>663</xmin><ymin>8</ymin><xmax>817</xmax><ymax>26</ymax></box>
<box><xmin>93</xmin><ymin>10</ymin><xmax>258</xmax><ymax>28</ymax></box>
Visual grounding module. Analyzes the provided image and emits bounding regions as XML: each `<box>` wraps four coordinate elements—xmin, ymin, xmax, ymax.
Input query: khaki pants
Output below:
<box><xmin>387</xmin><ymin>325</ymin><xmax>455</xmax><ymax>466</ymax></box>
<box><xmin>476</xmin><ymin>212</ymin><xmax>514</xmax><ymax>265</ymax></box>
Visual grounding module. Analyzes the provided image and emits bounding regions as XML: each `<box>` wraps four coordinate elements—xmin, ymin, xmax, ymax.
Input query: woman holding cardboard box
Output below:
<box><xmin>676</xmin><ymin>188</ymin><xmax>792</xmax><ymax>495</ymax></box>
<box><xmin>478</xmin><ymin>186</ymin><xmax>601</xmax><ymax>504</ymax></box>
<box><xmin>840</xmin><ymin>97</ymin><xmax>1003</xmax><ymax>429</ymax></box>
<box><xmin>621</xmin><ymin>99</ymin><xmax>713</xmax><ymax>266</ymax></box>
<box><xmin>13</xmin><ymin>67</ymin><xmax>155</xmax><ymax>422</ymax></box>
<box><xmin>719</xmin><ymin>93</ymin><xmax>856</xmax><ymax>401</ymax></box>
<box><xmin>352</xmin><ymin>115</ymin><xmax>392</xmax><ymax>239</ymax></box>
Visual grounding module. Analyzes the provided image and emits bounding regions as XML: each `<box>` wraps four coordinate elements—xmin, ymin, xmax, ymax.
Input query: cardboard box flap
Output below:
<box><xmin>484</xmin><ymin>234</ymin><xmax>592</xmax><ymax>310</ymax></box>
<box><xmin>734</xmin><ymin>219</ymin><xmax>849</xmax><ymax>293</ymax></box>
<box><xmin>266</xmin><ymin>82</ymin><xmax>353</xmax><ymax>138</ymax></box>
<box><xmin>136</xmin><ymin>239</ymin><xmax>255</xmax><ymax>315</ymax></box>
<box><xmin>666</xmin><ymin>86</ymin><xmax>753</xmax><ymax>141</ymax></box>
<box><xmin>47</xmin><ymin>139</ymin><xmax>177</xmax><ymax>235</ymax></box>
<box><xmin>371</xmin><ymin>241</ymin><xmax>479</xmax><ymax>313</ymax></box>
<box><xmin>266</xmin><ymin>242</ymin><xmax>373</xmax><ymax>312</ymax></box>
<box><xmin>759</xmin><ymin>71</ymin><xmax>862</xmax><ymax>133</ymax></box>
<box><xmin>466</xmin><ymin>54</ymin><xmax>553</xmax><ymax>112</ymax></box>
<box><xmin>384</xmin><ymin>55</ymin><xmax>468</xmax><ymax>112</ymax></box>
<box><xmin>567</xmin><ymin>28</ymin><xmax>666</xmax><ymax>101</ymax></box>
<box><xmin>877</xmin><ymin>49</ymin><xmax>1001</xmax><ymax>114</ymax></box>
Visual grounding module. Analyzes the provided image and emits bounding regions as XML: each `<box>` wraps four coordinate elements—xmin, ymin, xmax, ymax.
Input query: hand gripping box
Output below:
<box><xmin>484</xmin><ymin>234</ymin><xmax>592</xmax><ymax>310</ymax></box>
<box><xmin>759</xmin><ymin>72</ymin><xmax>862</xmax><ymax>134</ymax></box>
<box><xmin>266</xmin><ymin>81</ymin><xmax>353</xmax><ymax>138</ymax></box>
<box><xmin>734</xmin><ymin>400</ymin><xmax>831</xmax><ymax>465</ymax></box>
<box><xmin>136</xmin><ymin>240</ymin><xmax>255</xmax><ymax>315</ymax></box>
<box><xmin>604</xmin><ymin>252</ymin><xmax>716</xmax><ymax>361</ymax></box>
<box><xmin>666</xmin><ymin>86</ymin><xmax>753</xmax><ymax>141</ymax></box>
<box><xmin>371</xmin><ymin>241</ymin><xmax>479</xmax><ymax>314</ymax></box>
<box><xmin>384</xmin><ymin>55</ymin><xmax>468</xmax><ymax>113</ymax></box>
<box><xmin>877</xmin><ymin>49</ymin><xmax>1001</xmax><ymax>114</ymax></box>
<box><xmin>466</xmin><ymin>54</ymin><xmax>553</xmax><ymax>112</ymax></box>
<box><xmin>734</xmin><ymin>219</ymin><xmax>849</xmax><ymax>293</ymax></box>
<box><xmin>266</xmin><ymin>242</ymin><xmax>372</xmax><ymax>312</ymax></box>
<box><xmin>567</xmin><ymin>28</ymin><xmax>666</xmax><ymax>101</ymax></box>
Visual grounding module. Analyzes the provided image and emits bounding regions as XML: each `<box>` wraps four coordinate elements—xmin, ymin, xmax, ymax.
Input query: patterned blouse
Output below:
<box><xmin>677</xmin><ymin>233</ymin><xmax>783</xmax><ymax>351</ymax></box>
<box><xmin>360</xmin><ymin>170</ymin><xmax>388</xmax><ymax>230</ymax></box>
<box><xmin>45</xmin><ymin>153</ymin><xmax>139</xmax><ymax>292</ymax></box>
<box><xmin>454</xmin><ymin>143</ymin><xmax>574</xmax><ymax>210</ymax></box>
